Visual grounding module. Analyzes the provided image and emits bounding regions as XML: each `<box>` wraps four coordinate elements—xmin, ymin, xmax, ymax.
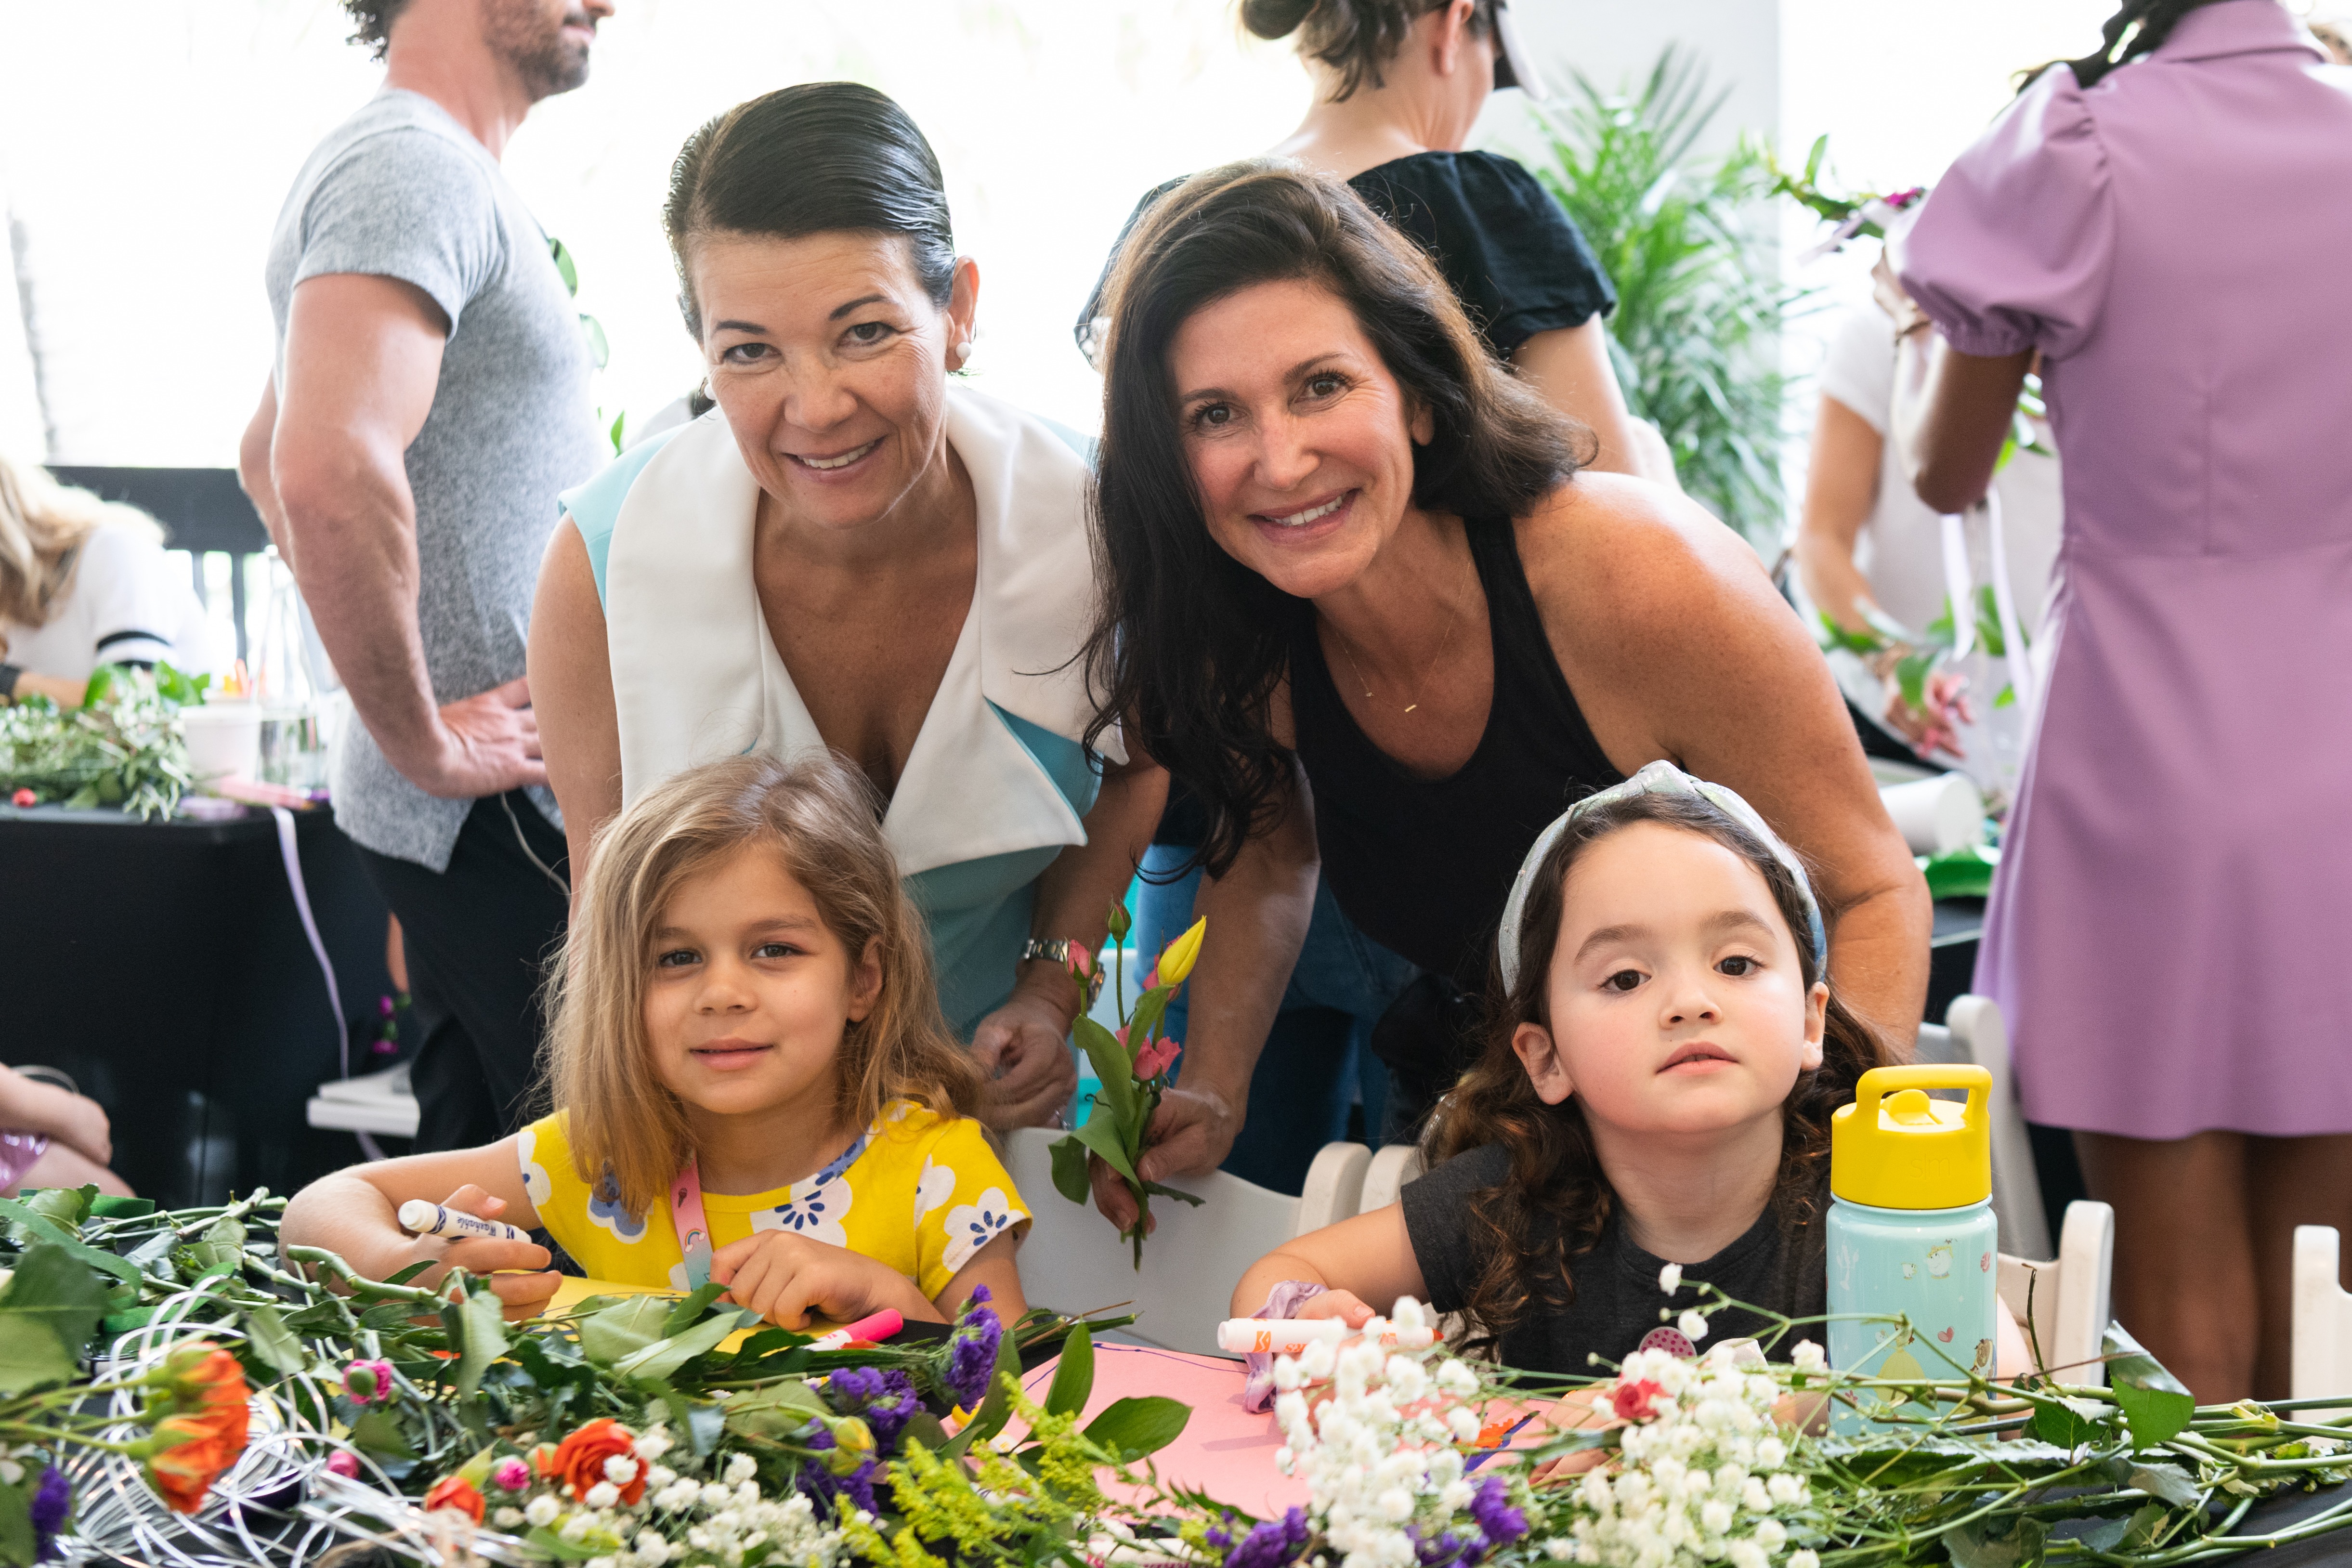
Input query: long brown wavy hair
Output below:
<box><xmin>541</xmin><ymin>753</ymin><xmax>981</xmax><ymax>1217</ymax></box>
<box><xmin>1429</xmin><ymin>790</ymin><xmax>1890</xmax><ymax>1356</ymax></box>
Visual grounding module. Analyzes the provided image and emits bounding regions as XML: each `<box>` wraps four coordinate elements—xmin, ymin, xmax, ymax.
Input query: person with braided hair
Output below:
<box><xmin>1884</xmin><ymin>0</ymin><xmax>2352</xmax><ymax>1400</ymax></box>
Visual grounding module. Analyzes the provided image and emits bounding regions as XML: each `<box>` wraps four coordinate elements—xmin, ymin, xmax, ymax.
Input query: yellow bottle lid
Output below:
<box><xmin>1829</xmin><ymin>1064</ymin><xmax>1992</xmax><ymax>1210</ymax></box>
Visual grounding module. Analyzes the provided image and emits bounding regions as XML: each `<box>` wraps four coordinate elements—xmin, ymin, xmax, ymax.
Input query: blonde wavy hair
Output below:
<box><xmin>0</xmin><ymin>455</ymin><xmax>163</xmax><ymax>650</ymax></box>
<box><xmin>543</xmin><ymin>752</ymin><xmax>982</xmax><ymax>1215</ymax></box>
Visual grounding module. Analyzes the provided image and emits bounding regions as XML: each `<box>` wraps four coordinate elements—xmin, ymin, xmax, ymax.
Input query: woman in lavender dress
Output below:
<box><xmin>1886</xmin><ymin>0</ymin><xmax>2352</xmax><ymax>1400</ymax></box>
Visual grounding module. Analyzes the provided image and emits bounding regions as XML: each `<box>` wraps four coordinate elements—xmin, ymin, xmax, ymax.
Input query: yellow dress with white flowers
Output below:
<box><xmin>516</xmin><ymin>1099</ymin><xmax>1028</xmax><ymax>1299</ymax></box>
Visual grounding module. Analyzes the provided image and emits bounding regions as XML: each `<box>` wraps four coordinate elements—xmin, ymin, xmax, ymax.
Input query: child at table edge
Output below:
<box><xmin>1232</xmin><ymin>762</ymin><xmax>2030</xmax><ymax>1382</ymax></box>
<box><xmin>281</xmin><ymin>753</ymin><xmax>1030</xmax><ymax>1326</ymax></box>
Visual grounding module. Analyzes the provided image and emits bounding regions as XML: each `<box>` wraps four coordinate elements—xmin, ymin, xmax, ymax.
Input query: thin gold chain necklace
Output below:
<box><xmin>1327</xmin><ymin>574</ymin><xmax>1476</xmax><ymax>716</ymax></box>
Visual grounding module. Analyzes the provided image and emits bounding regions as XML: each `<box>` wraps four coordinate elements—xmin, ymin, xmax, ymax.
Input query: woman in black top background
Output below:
<box><xmin>1080</xmin><ymin>0</ymin><xmax>1673</xmax><ymax>483</ymax></box>
<box><xmin>1076</xmin><ymin>162</ymin><xmax>1927</xmax><ymax>1237</ymax></box>
<box><xmin>1069</xmin><ymin>0</ymin><xmax>1680</xmax><ymax>1200</ymax></box>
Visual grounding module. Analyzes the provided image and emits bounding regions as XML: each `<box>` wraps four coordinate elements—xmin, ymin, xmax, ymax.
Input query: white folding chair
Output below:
<box><xmin>1918</xmin><ymin>994</ymin><xmax>2051</xmax><ymax>1262</ymax></box>
<box><xmin>999</xmin><ymin>1128</ymin><xmax>1370</xmax><ymax>1355</ymax></box>
<box><xmin>1995</xmin><ymin>1200</ymin><xmax>2115</xmax><ymax>1385</ymax></box>
<box><xmin>1360</xmin><ymin>1144</ymin><xmax>1426</xmax><ymax>1214</ymax></box>
<box><xmin>2291</xmin><ymin>1225</ymin><xmax>2352</xmax><ymax>1408</ymax></box>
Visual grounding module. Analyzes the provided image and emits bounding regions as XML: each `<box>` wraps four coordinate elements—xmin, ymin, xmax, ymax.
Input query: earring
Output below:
<box><xmin>954</xmin><ymin>339</ymin><xmax>975</xmax><ymax>365</ymax></box>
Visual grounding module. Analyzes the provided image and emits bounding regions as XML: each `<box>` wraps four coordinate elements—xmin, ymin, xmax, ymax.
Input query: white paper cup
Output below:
<box><xmin>1879</xmin><ymin>772</ymin><xmax>1986</xmax><ymax>856</ymax></box>
<box><xmin>180</xmin><ymin>702</ymin><xmax>261</xmax><ymax>783</ymax></box>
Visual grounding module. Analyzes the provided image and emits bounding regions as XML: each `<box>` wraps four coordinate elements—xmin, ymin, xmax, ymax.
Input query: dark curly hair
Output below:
<box><xmin>1428</xmin><ymin>789</ymin><xmax>1890</xmax><ymax>1359</ymax></box>
<box><xmin>340</xmin><ymin>0</ymin><xmax>413</xmax><ymax>61</ymax></box>
<box><xmin>1241</xmin><ymin>0</ymin><xmax>1502</xmax><ymax>102</ymax></box>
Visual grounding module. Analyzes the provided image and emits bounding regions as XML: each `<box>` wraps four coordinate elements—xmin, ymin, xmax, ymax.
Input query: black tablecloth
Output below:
<box><xmin>0</xmin><ymin>802</ymin><xmax>395</xmax><ymax>1202</ymax></box>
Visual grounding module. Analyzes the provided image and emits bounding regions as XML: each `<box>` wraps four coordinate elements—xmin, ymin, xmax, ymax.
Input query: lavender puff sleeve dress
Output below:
<box><xmin>1896</xmin><ymin>0</ymin><xmax>2352</xmax><ymax>1139</ymax></box>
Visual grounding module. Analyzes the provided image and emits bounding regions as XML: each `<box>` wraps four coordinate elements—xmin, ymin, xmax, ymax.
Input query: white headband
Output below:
<box><xmin>1495</xmin><ymin>760</ymin><xmax>1829</xmax><ymax>993</ymax></box>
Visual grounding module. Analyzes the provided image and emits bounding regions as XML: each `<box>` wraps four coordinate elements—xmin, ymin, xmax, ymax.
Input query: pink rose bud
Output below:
<box><xmin>492</xmin><ymin>1456</ymin><xmax>532</xmax><ymax>1492</ymax></box>
<box><xmin>327</xmin><ymin>1450</ymin><xmax>363</xmax><ymax>1478</ymax></box>
<box><xmin>1068</xmin><ymin>947</ymin><xmax>1092</xmax><ymax>978</ymax></box>
<box><xmin>343</xmin><ymin>1359</ymin><xmax>393</xmax><ymax>1404</ymax></box>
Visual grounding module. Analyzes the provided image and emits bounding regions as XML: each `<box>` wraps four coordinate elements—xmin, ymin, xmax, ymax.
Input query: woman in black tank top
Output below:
<box><xmin>1074</xmin><ymin>165</ymin><xmax>1928</xmax><ymax>1225</ymax></box>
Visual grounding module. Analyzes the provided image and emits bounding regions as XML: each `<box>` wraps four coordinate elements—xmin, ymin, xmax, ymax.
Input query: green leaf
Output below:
<box><xmin>0</xmin><ymin>1243</ymin><xmax>111</xmax><ymax>1391</ymax></box>
<box><xmin>1073</xmin><ymin>1016</ymin><xmax>1135</xmax><ymax>1123</ymax></box>
<box><xmin>1081</xmin><ymin>1395</ymin><xmax>1191</xmax><ymax>1461</ymax></box>
<box><xmin>577</xmin><ymin>1294</ymin><xmax>674</xmax><ymax>1366</ymax></box>
<box><xmin>88</xmin><ymin>1193</ymin><xmax>155</xmax><ymax>1219</ymax></box>
<box><xmin>2027</xmin><ymin>1398</ymin><xmax>2100</xmax><ymax>1449</ymax></box>
<box><xmin>580</xmin><ymin>313</ymin><xmax>610</xmax><ymax>371</ymax></box>
<box><xmin>608</xmin><ymin>409</ymin><xmax>627</xmax><ymax>456</ymax></box>
<box><xmin>1048</xmin><ymin>1133</ymin><xmax>1094</xmax><ymax>1205</ymax></box>
<box><xmin>900</xmin><ymin>1411</ymin><xmax>951</xmax><ymax>1452</ymax></box>
<box><xmin>22</xmin><ymin>1185</ymin><xmax>91</xmax><ymax>1231</ymax></box>
<box><xmin>241</xmin><ymin>1300</ymin><xmax>306</xmax><ymax>1376</ymax></box>
<box><xmin>446</xmin><ymin>1287</ymin><xmax>509</xmax><ymax>1401</ymax></box>
<box><xmin>2104</xmin><ymin>1322</ymin><xmax>2196</xmax><ymax>1450</ymax></box>
<box><xmin>2124</xmin><ymin>1461</ymin><xmax>2198</xmax><ymax>1508</ymax></box>
<box><xmin>548</xmin><ymin>235</ymin><xmax>579</xmax><ymax>296</ymax></box>
<box><xmin>662</xmin><ymin>1282</ymin><xmax>731</xmax><ymax>1339</ymax></box>
<box><xmin>1044</xmin><ymin>1324</ymin><xmax>1095</xmax><ymax>1418</ymax></box>
<box><xmin>613</xmin><ymin>1307</ymin><xmax>758</xmax><ymax>1384</ymax></box>
<box><xmin>349</xmin><ymin>1408</ymin><xmax>416</xmax><ymax>1459</ymax></box>
<box><xmin>719</xmin><ymin>1378</ymin><xmax>830</xmax><ymax>1440</ymax></box>
<box><xmin>527</xmin><ymin>1524</ymin><xmax>609</xmax><ymax>1561</ymax></box>
<box><xmin>0</xmin><ymin>1200</ymin><xmax>143</xmax><ymax>1300</ymax></box>
<box><xmin>380</xmin><ymin>1260</ymin><xmax>434</xmax><ymax>1286</ymax></box>
<box><xmin>0</xmin><ymin>1474</ymin><xmax>36</xmax><ymax>1568</ymax></box>
<box><xmin>1895</xmin><ymin>651</ymin><xmax>1936</xmax><ymax>714</ymax></box>
<box><xmin>1994</xmin><ymin>684</ymin><xmax>2017</xmax><ymax>710</ymax></box>
<box><xmin>1944</xmin><ymin>1516</ymin><xmax>2048</xmax><ymax>1568</ymax></box>
<box><xmin>1071</xmin><ymin>1111</ymin><xmax>1139</xmax><ymax>1185</ymax></box>
<box><xmin>1803</xmin><ymin>132</ymin><xmax>1828</xmax><ymax>184</ymax></box>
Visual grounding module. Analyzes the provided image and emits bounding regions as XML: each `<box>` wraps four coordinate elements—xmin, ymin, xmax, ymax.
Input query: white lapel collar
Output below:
<box><xmin>606</xmin><ymin>410</ymin><xmax>787</xmax><ymax>807</ymax></box>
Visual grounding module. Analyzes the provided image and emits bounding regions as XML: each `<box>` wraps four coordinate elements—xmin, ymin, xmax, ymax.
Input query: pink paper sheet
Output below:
<box><xmin>1018</xmin><ymin>1345</ymin><xmax>1309</xmax><ymax>1516</ymax></box>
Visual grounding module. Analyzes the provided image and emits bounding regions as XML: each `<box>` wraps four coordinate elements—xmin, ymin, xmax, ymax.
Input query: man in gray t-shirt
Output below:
<box><xmin>238</xmin><ymin>0</ymin><xmax>613</xmax><ymax>1153</ymax></box>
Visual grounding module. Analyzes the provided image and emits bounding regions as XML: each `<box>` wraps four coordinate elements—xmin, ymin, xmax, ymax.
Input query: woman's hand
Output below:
<box><xmin>1529</xmin><ymin>1385</ymin><xmax>1621</xmax><ymax>1485</ymax></box>
<box><xmin>400</xmin><ymin>1185</ymin><xmax>559</xmax><ymax>1322</ymax></box>
<box><xmin>1086</xmin><ymin>1082</ymin><xmax>1242</xmax><ymax>1233</ymax></box>
<box><xmin>19</xmin><ymin>1083</ymin><xmax>114</xmax><ymax>1168</ymax></box>
<box><xmin>1294</xmin><ymin>1289</ymin><xmax>1375</xmax><ymax>1328</ymax></box>
<box><xmin>969</xmin><ymin>981</ymin><xmax>1081</xmax><ymax>1130</ymax></box>
<box><xmin>1881</xmin><ymin>666</ymin><xmax>1973</xmax><ymax>759</ymax></box>
<box><xmin>709</xmin><ymin>1230</ymin><xmax>925</xmax><ymax>1329</ymax></box>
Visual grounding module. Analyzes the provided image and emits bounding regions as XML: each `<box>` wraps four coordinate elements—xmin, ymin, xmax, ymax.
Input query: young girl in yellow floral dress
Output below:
<box><xmin>283</xmin><ymin>754</ymin><xmax>1029</xmax><ymax>1325</ymax></box>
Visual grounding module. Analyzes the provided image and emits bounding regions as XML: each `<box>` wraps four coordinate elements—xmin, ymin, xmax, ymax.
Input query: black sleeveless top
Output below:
<box><xmin>1290</xmin><ymin>519</ymin><xmax>1623</xmax><ymax>993</ymax></box>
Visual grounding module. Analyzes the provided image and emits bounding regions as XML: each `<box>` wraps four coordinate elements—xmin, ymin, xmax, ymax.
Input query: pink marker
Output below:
<box><xmin>808</xmin><ymin>1308</ymin><xmax>903</xmax><ymax>1351</ymax></box>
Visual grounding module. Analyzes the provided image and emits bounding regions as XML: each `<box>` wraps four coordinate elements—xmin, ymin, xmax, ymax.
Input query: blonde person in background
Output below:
<box><xmin>1791</xmin><ymin>304</ymin><xmax>2062</xmax><ymax>808</ymax></box>
<box><xmin>0</xmin><ymin>456</ymin><xmax>215</xmax><ymax>708</ymax></box>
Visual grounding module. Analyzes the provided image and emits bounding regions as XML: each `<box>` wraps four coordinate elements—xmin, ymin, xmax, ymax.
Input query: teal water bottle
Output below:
<box><xmin>1826</xmin><ymin>1065</ymin><xmax>1999</xmax><ymax>1432</ymax></box>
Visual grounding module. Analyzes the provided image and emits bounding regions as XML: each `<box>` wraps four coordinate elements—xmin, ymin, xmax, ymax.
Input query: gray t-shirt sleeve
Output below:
<box><xmin>1400</xmin><ymin>1143</ymin><xmax>1512</xmax><ymax>1314</ymax></box>
<box><xmin>291</xmin><ymin>126</ymin><xmax>503</xmax><ymax>331</ymax></box>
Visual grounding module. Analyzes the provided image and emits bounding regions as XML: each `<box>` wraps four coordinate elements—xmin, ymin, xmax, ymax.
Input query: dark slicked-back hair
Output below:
<box><xmin>662</xmin><ymin>82</ymin><xmax>954</xmax><ymax>344</ymax></box>
<box><xmin>1241</xmin><ymin>0</ymin><xmax>1502</xmax><ymax>102</ymax></box>
<box><xmin>1080</xmin><ymin>159</ymin><xmax>1587</xmax><ymax>877</ymax></box>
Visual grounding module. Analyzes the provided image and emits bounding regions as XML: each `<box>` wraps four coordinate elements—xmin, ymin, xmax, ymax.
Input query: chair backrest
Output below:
<box><xmin>1995</xmin><ymin>1199</ymin><xmax>2114</xmax><ymax>1386</ymax></box>
<box><xmin>2291</xmin><ymin>1225</ymin><xmax>2352</xmax><ymax>1408</ymax></box>
<box><xmin>999</xmin><ymin>1128</ymin><xmax>1370</xmax><ymax>1355</ymax></box>
<box><xmin>1939</xmin><ymin>994</ymin><xmax>2052</xmax><ymax>1263</ymax></box>
<box><xmin>1361</xmin><ymin>1143</ymin><xmax>1426</xmax><ymax>1215</ymax></box>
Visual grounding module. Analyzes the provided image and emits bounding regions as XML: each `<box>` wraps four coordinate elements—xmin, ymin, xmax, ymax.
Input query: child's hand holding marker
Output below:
<box><xmin>394</xmin><ymin>1184</ymin><xmax>561</xmax><ymax>1322</ymax></box>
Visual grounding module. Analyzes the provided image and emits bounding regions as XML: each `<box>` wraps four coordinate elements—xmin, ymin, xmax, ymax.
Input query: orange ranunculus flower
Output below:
<box><xmin>145</xmin><ymin>1415</ymin><xmax>244</xmax><ymax>1514</ymax></box>
<box><xmin>422</xmin><ymin>1474</ymin><xmax>487</xmax><ymax>1523</ymax></box>
<box><xmin>549</xmin><ymin>1418</ymin><xmax>643</xmax><ymax>1505</ymax></box>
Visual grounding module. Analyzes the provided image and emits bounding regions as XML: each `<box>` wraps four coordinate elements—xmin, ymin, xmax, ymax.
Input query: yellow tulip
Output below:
<box><xmin>1156</xmin><ymin>916</ymin><xmax>1208</xmax><ymax>987</ymax></box>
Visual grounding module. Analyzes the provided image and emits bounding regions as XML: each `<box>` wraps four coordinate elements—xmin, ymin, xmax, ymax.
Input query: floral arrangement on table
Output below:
<box><xmin>15</xmin><ymin>1177</ymin><xmax>2352</xmax><ymax>1567</ymax></box>
<box><xmin>1045</xmin><ymin>907</ymin><xmax>1209</xmax><ymax>1267</ymax></box>
<box><xmin>0</xmin><ymin>660</ymin><xmax>205</xmax><ymax>818</ymax></box>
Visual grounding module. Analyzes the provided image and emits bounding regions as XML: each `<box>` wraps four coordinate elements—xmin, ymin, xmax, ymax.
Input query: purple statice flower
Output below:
<box><xmin>30</xmin><ymin>1467</ymin><xmax>70</xmax><ymax>1562</ymax></box>
<box><xmin>824</xmin><ymin>1366</ymin><xmax>921</xmax><ymax>1450</ymax></box>
<box><xmin>1411</xmin><ymin>1527</ymin><xmax>1482</xmax><ymax>1568</ymax></box>
<box><xmin>943</xmin><ymin>1292</ymin><xmax>1004</xmax><ymax>1411</ymax></box>
<box><xmin>1467</xmin><ymin>1477</ymin><xmax>1528</xmax><ymax>1548</ymax></box>
<box><xmin>792</xmin><ymin>1425</ymin><xmax>880</xmax><ymax>1518</ymax></box>
<box><xmin>1224</xmin><ymin>1507</ymin><xmax>1310</xmax><ymax>1568</ymax></box>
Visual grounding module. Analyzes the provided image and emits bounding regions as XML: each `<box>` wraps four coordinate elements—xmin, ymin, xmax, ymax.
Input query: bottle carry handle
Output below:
<box><xmin>1851</xmin><ymin>1063</ymin><xmax>1991</xmax><ymax>1132</ymax></box>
